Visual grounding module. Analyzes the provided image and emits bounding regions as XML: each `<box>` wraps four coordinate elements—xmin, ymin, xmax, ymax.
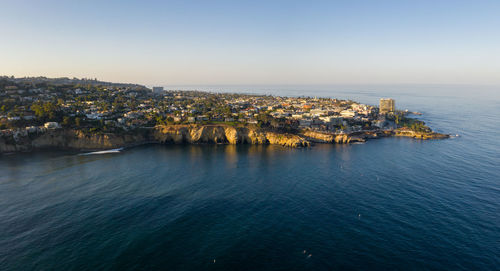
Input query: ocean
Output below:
<box><xmin>1</xmin><ymin>85</ymin><xmax>499</xmax><ymax>270</ymax></box>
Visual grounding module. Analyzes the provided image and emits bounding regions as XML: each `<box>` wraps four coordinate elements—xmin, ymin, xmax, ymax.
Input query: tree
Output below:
<box><xmin>155</xmin><ymin>115</ymin><xmax>165</xmax><ymax>125</ymax></box>
<box><xmin>166</xmin><ymin>117</ymin><xmax>174</xmax><ymax>125</ymax></box>
<box><xmin>31</xmin><ymin>102</ymin><xmax>44</xmax><ymax>118</ymax></box>
<box><xmin>63</xmin><ymin>116</ymin><xmax>71</xmax><ymax>127</ymax></box>
<box><xmin>43</xmin><ymin>102</ymin><xmax>57</xmax><ymax>120</ymax></box>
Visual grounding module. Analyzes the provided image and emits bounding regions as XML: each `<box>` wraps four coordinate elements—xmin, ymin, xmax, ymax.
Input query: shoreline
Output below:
<box><xmin>0</xmin><ymin>124</ymin><xmax>449</xmax><ymax>154</ymax></box>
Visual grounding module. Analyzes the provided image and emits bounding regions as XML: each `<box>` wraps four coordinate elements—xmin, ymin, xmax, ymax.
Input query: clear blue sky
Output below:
<box><xmin>1</xmin><ymin>0</ymin><xmax>499</xmax><ymax>85</ymax></box>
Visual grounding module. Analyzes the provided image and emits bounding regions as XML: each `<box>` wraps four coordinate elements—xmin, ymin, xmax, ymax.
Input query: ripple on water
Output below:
<box><xmin>1</xmin><ymin>90</ymin><xmax>499</xmax><ymax>270</ymax></box>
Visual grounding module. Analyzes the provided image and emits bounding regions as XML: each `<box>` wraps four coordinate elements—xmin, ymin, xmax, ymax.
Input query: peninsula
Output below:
<box><xmin>0</xmin><ymin>76</ymin><xmax>448</xmax><ymax>153</ymax></box>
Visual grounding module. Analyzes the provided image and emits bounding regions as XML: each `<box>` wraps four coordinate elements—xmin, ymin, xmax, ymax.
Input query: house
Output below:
<box><xmin>319</xmin><ymin>116</ymin><xmax>343</xmax><ymax>125</ymax></box>
<box><xmin>86</xmin><ymin>113</ymin><xmax>102</xmax><ymax>120</ymax></box>
<box><xmin>340</xmin><ymin>110</ymin><xmax>356</xmax><ymax>118</ymax></box>
<box><xmin>195</xmin><ymin>115</ymin><xmax>208</xmax><ymax>121</ymax></box>
<box><xmin>44</xmin><ymin>122</ymin><xmax>61</xmax><ymax>129</ymax></box>
<box><xmin>299</xmin><ymin>119</ymin><xmax>312</xmax><ymax>127</ymax></box>
<box><xmin>25</xmin><ymin>126</ymin><xmax>38</xmax><ymax>133</ymax></box>
<box><xmin>310</xmin><ymin>109</ymin><xmax>327</xmax><ymax>117</ymax></box>
<box><xmin>23</xmin><ymin>114</ymin><xmax>35</xmax><ymax>120</ymax></box>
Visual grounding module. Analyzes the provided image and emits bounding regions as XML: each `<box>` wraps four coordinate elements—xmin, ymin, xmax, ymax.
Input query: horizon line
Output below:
<box><xmin>2</xmin><ymin>75</ymin><xmax>500</xmax><ymax>89</ymax></box>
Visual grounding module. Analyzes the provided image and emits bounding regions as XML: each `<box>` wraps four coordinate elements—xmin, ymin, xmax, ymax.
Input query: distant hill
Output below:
<box><xmin>0</xmin><ymin>76</ymin><xmax>149</xmax><ymax>91</ymax></box>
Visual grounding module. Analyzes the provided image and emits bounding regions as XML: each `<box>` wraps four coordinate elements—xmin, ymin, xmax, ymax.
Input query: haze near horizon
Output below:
<box><xmin>1</xmin><ymin>0</ymin><xmax>499</xmax><ymax>86</ymax></box>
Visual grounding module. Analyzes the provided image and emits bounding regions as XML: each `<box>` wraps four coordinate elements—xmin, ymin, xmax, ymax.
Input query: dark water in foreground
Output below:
<box><xmin>1</xmin><ymin>86</ymin><xmax>499</xmax><ymax>270</ymax></box>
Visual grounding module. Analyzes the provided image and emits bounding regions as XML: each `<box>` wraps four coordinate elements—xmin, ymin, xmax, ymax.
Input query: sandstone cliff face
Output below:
<box><xmin>152</xmin><ymin>125</ymin><xmax>309</xmax><ymax>147</ymax></box>
<box><xmin>301</xmin><ymin>130</ymin><xmax>366</xmax><ymax>144</ymax></box>
<box><xmin>0</xmin><ymin>125</ymin><xmax>448</xmax><ymax>153</ymax></box>
<box><xmin>264</xmin><ymin>132</ymin><xmax>310</xmax><ymax>147</ymax></box>
<box><xmin>0</xmin><ymin>125</ymin><xmax>311</xmax><ymax>153</ymax></box>
<box><xmin>0</xmin><ymin>139</ymin><xmax>20</xmax><ymax>152</ymax></box>
<box><xmin>302</xmin><ymin>130</ymin><xmax>334</xmax><ymax>143</ymax></box>
<box><xmin>0</xmin><ymin>129</ymin><xmax>147</xmax><ymax>153</ymax></box>
<box><xmin>394</xmin><ymin>129</ymin><xmax>449</xmax><ymax>139</ymax></box>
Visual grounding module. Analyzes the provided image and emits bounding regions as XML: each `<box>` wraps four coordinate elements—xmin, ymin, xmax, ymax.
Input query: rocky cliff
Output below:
<box><xmin>302</xmin><ymin>130</ymin><xmax>368</xmax><ymax>144</ymax></box>
<box><xmin>393</xmin><ymin>129</ymin><xmax>450</xmax><ymax>139</ymax></box>
<box><xmin>0</xmin><ymin>129</ymin><xmax>148</xmax><ymax>153</ymax></box>
<box><xmin>0</xmin><ymin>124</ymin><xmax>310</xmax><ymax>153</ymax></box>
<box><xmin>0</xmin><ymin>125</ymin><xmax>448</xmax><ymax>153</ymax></box>
<box><xmin>152</xmin><ymin>125</ymin><xmax>309</xmax><ymax>148</ymax></box>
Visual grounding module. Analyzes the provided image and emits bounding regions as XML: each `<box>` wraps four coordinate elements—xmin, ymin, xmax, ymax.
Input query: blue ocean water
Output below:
<box><xmin>1</xmin><ymin>85</ymin><xmax>499</xmax><ymax>270</ymax></box>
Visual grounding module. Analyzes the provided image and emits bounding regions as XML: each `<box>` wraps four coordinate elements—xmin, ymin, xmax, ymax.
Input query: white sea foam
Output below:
<box><xmin>79</xmin><ymin>148</ymin><xmax>124</xmax><ymax>155</ymax></box>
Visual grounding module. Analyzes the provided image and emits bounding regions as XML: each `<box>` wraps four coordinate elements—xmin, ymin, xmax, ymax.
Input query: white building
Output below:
<box><xmin>44</xmin><ymin>122</ymin><xmax>61</xmax><ymax>129</ymax></box>
<box><xmin>340</xmin><ymin>110</ymin><xmax>356</xmax><ymax>118</ymax></box>
<box><xmin>86</xmin><ymin>113</ymin><xmax>102</xmax><ymax>120</ymax></box>
<box><xmin>319</xmin><ymin>116</ymin><xmax>343</xmax><ymax>125</ymax></box>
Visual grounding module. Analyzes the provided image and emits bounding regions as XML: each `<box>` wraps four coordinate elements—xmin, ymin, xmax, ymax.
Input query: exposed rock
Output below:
<box><xmin>0</xmin><ymin>125</ymin><xmax>449</xmax><ymax>154</ymax></box>
<box><xmin>152</xmin><ymin>125</ymin><xmax>308</xmax><ymax>147</ymax></box>
<box><xmin>302</xmin><ymin>130</ymin><xmax>335</xmax><ymax>143</ymax></box>
<box><xmin>302</xmin><ymin>130</ymin><xmax>367</xmax><ymax>144</ymax></box>
<box><xmin>265</xmin><ymin>131</ymin><xmax>310</xmax><ymax>147</ymax></box>
<box><xmin>0</xmin><ymin>124</ymin><xmax>310</xmax><ymax>153</ymax></box>
<box><xmin>393</xmin><ymin>129</ymin><xmax>450</xmax><ymax>139</ymax></box>
<box><xmin>0</xmin><ymin>129</ymin><xmax>147</xmax><ymax>153</ymax></box>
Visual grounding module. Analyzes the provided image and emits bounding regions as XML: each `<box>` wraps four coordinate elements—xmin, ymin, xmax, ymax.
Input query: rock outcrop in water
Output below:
<box><xmin>393</xmin><ymin>129</ymin><xmax>450</xmax><ymax>139</ymax></box>
<box><xmin>302</xmin><ymin>130</ymin><xmax>369</xmax><ymax>144</ymax></box>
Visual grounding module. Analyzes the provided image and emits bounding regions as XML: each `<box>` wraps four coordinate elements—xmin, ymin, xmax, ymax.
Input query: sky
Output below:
<box><xmin>1</xmin><ymin>0</ymin><xmax>499</xmax><ymax>86</ymax></box>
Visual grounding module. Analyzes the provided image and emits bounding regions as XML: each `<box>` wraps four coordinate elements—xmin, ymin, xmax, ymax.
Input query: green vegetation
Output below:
<box><xmin>0</xmin><ymin>76</ymin><xmax>438</xmax><ymax>141</ymax></box>
<box><xmin>392</xmin><ymin>113</ymin><xmax>431</xmax><ymax>133</ymax></box>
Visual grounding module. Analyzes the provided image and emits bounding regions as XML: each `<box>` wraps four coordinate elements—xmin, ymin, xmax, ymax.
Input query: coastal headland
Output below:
<box><xmin>0</xmin><ymin>124</ymin><xmax>448</xmax><ymax>153</ymax></box>
<box><xmin>0</xmin><ymin>76</ymin><xmax>448</xmax><ymax>153</ymax></box>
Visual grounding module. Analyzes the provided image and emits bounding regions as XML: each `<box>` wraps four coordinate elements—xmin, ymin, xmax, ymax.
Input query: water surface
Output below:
<box><xmin>1</xmin><ymin>86</ymin><xmax>499</xmax><ymax>270</ymax></box>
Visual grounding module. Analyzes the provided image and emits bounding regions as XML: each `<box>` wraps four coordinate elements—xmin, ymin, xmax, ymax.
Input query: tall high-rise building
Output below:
<box><xmin>152</xmin><ymin>87</ymin><xmax>164</xmax><ymax>94</ymax></box>
<box><xmin>379</xmin><ymin>98</ymin><xmax>395</xmax><ymax>114</ymax></box>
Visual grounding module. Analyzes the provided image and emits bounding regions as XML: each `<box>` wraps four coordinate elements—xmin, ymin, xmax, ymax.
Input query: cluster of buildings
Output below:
<box><xmin>1</xmin><ymin>77</ymin><xmax>400</xmax><ymax>136</ymax></box>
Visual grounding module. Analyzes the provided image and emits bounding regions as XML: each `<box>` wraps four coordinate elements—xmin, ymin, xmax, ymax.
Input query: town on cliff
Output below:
<box><xmin>0</xmin><ymin>76</ymin><xmax>448</xmax><ymax>153</ymax></box>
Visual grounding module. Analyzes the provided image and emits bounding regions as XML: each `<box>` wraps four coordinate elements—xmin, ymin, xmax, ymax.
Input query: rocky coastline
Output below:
<box><xmin>0</xmin><ymin>124</ymin><xmax>449</xmax><ymax>154</ymax></box>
